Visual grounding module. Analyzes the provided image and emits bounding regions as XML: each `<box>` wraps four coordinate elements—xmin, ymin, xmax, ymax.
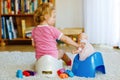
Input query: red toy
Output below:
<box><xmin>23</xmin><ymin>70</ymin><xmax>36</xmax><ymax>77</ymax></box>
<box><xmin>57</xmin><ymin>68</ymin><xmax>69</xmax><ymax>79</ymax></box>
<box><xmin>23</xmin><ymin>71</ymin><xmax>30</xmax><ymax>77</ymax></box>
<box><xmin>57</xmin><ymin>68</ymin><xmax>65</xmax><ymax>76</ymax></box>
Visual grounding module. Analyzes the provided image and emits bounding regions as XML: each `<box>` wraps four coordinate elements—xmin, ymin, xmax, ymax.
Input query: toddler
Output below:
<box><xmin>73</xmin><ymin>33</ymin><xmax>95</xmax><ymax>61</ymax></box>
<box><xmin>32</xmin><ymin>3</ymin><xmax>80</xmax><ymax>66</ymax></box>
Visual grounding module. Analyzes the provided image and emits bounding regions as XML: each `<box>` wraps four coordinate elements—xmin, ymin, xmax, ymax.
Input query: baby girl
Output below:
<box><xmin>73</xmin><ymin>33</ymin><xmax>95</xmax><ymax>61</ymax></box>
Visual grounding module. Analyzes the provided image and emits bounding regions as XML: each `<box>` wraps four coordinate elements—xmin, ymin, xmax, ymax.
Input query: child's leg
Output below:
<box><xmin>58</xmin><ymin>49</ymin><xmax>71</xmax><ymax>66</ymax></box>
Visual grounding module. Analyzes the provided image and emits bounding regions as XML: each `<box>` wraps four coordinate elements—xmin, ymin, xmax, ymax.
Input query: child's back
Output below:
<box><xmin>32</xmin><ymin>25</ymin><xmax>61</xmax><ymax>60</ymax></box>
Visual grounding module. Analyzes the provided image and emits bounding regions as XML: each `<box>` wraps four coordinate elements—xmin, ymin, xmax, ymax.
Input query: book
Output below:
<box><xmin>1</xmin><ymin>0</ymin><xmax>3</xmax><ymax>14</ymax></box>
<box><xmin>1</xmin><ymin>17</ymin><xmax>6</xmax><ymax>39</ymax></box>
<box><xmin>4</xmin><ymin>17</ymin><xmax>9</xmax><ymax>39</ymax></box>
<box><xmin>6</xmin><ymin>19</ymin><xmax>13</xmax><ymax>40</ymax></box>
<box><xmin>15</xmin><ymin>0</ymin><xmax>18</xmax><ymax>14</ymax></box>
<box><xmin>7</xmin><ymin>0</ymin><xmax>11</xmax><ymax>14</ymax></box>
<box><xmin>21</xmin><ymin>20</ymin><xmax>26</xmax><ymax>38</ymax></box>
<box><xmin>9</xmin><ymin>16</ymin><xmax>17</xmax><ymax>39</ymax></box>
<box><xmin>11</xmin><ymin>0</ymin><xmax>15</xmax><ymax>14</ymax></box>
<box><xmin>21</xmin><ymin>0</ymin><xmax>24</xmax><ymax>13</ymax></box>
<box><xmin>26</xmin><ymin>0</ymin><xmax>30</xmax><ymax>13</ymax></box>
<box><xmin>34</xmin><ymin>0</ymin><xmax>38</xmax><ymax>11</ymax></box>
<box><xmin>4</xmin><ymin>1</ymin><xmax>8</xmax><ymax>14</ymax></box>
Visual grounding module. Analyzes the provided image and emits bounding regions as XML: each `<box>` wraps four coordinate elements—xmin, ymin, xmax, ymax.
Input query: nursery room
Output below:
<box><xmin>0</xmin><ymin>0</ymin><xmax>120</xmax><ymax>80</ymax></box>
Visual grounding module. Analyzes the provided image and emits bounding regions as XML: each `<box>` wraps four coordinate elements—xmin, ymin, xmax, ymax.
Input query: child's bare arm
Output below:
<box><xmin>31</xmin><ymin>39</ymin><xmax>35</xmax><ymax>48</ymax></box>
<box><xmin>60</xmin><ymin>35</ymin><xmax>79</xmax><ymax>48</ymax></box>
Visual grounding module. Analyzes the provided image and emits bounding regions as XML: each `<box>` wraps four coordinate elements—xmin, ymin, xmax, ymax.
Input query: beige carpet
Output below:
<box><xmin>0</xmin><ymin>48</ymin><xmax>120</xmax><ymax>80</ymax></box>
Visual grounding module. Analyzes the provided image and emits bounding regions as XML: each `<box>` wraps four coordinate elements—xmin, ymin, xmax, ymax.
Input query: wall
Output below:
<box><xmin>56</xmin><ymin>0</ymin><xmax>83</xmax><ymax>29</ymax></box>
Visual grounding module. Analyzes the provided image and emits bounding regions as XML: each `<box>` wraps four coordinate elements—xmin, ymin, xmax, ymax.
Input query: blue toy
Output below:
<box><xmin>72</xmin><ymin>52</ymin><xmax>106</xmax><ymax>78</ymax></box>
<box><xmin>16</xmin><ymin>70</ymin><xmax>23</xmax><ymax>78</ymax></box>
<box><xmin>65</xmin><ymin>70</ymin><xmax>74</xmax><ymax>77</ymax></box>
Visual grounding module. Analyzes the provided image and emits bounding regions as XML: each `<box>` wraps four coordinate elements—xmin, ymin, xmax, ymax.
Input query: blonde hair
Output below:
<box><xmin>34</xmin><ymin>3</ymin><xmax>55</xmax><ymax>25</ymax></box>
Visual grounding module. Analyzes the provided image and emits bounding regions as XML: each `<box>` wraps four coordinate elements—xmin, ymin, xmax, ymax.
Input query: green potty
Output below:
<box><xmin>72</xmin><ymin>52</ymin><xmax>106</xmax><ymax>78</ymax></box>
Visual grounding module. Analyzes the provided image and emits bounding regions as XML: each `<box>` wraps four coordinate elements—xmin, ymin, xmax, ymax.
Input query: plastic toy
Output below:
<box><xmin>23</xmin><ymin>70</ymin><xmax>36</xmax><ymax>76</ymax></box>
<box><xmin>16</xmin><ymin>70</ymin><xmax>23</xmax><ymax>78</ymax></box>
<box><xmin>23</xmin><ymin>71</ymin><xmax>30</xmax><ymax>77</ymax></box>
<box><xmin>35</xmin><ymin>55</ymin><xmax>63</xmax><ymax>77</ymax></box>
<box><xmin>59</xmin><ymin>73</ymin><xmax>68</xmax><ymax>79</ymax></box>
<box><xmin>65</xmin><ymin>70</ymin><xmax>74</xmax><ymax>77</ymax></box>
<box><xmin>72</xmin><ymin>52</ymin><xmax>106</xmax><ymax>78</ymax></box>
<box><xmin>57</xmin><ymin>68</ymin><xmax>65</xmax><ymax>76</ymax></box>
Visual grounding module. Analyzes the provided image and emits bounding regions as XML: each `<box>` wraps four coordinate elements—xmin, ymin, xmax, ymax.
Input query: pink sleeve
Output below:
<box><xmin>51</xmin><ymin>27</ymin><xmax>63</xmax><ymax>40</ymax></box>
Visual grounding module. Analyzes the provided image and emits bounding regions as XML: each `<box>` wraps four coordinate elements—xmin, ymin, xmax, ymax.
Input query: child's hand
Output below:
<box><xmin>72</xmin><ymin>47</ymin><xmax>82</xmax><ymax>54</ymax></box>
<box><xmin>72</xmin><ymin>50</ymin><xmax>78</xmax><ymax>54</ymax></box>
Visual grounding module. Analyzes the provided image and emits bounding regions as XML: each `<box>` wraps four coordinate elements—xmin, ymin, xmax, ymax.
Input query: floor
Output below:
<box><xmin>0</xmin><ymin>44</ymin><xmax>120</xmax><ymax>53</ymax></box>
<box><xmin>0</xmin><ymin>44</ymin><xmax>75</xmax><ymax>52</ymax></box>
<box><xmin>0</xmin><ymin>44</ymin><xmax>120</xmax><ymax>80</ymax></box>
<box><xmin>0</xmin><ymin>45</ymin><xmax>35</xmax><ymax>52</ymax></box>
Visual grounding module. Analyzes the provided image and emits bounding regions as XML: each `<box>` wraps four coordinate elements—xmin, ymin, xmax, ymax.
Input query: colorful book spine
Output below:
<box><xmin>9</xmin><ymin>16</ymin><xmax>17</xmax><ymax>39</ymax></box>
<box><xmin>15</xmin><ymin>0</ymin><xmax>18</xmax><ymax>14</ymax></box>
<box><xmin>26</xmin><ymin>0</ymin><xmax>30</xmax><ymax>13</ymax></box>
<box><xmin>21</xmin><ymin>20</ymin><xmax>26</xmax><ymax>38</ymax></box>
<box><xmin>6</xmin><ymin>19</ymin><xmax>13</xmax><ymax>40</ymax></box>
<box><xmin>11</xmin><ymin>0</ymin><xmax>15</xmax><ymax>14</ymax></box>
<box><xmin>21</xmin><ymin>0</ymin><xmax>24</xmax><ymax>13</ymax></box>
<box><xmin>7</xmin><ymin>0</ymin><xmax>11</xmax><ymax>14</ymax></box>
<box><xmin>1</xmin><ymin>17</ymin><xmax>6</xmax><ymax>39</ymax></box>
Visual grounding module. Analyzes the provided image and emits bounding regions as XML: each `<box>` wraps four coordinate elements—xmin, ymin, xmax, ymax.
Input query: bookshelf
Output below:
<box><xmin>0</xmin><ymin>0</ymin><xmax>55</xmax><ymax>46</ymax></box>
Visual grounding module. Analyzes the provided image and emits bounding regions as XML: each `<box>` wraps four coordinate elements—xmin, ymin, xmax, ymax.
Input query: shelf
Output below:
<box><xmin>59</xmin><ymin>28</ymin><xmax>84</xmax><ymax>35</ymax></box>
<box><xmin>0</xmin><ymin>0</ymin><xmax>55</xmax><ymax>46</ymax></box>
<box><xmin>3</xmin><ymin>38</ymin><xmax>31</xmax><ymax>41</ymax></box>
<box><xmin>1</xmin><ymin>14</ymin><xmax>34</xmax><ymax>17</ymax></box>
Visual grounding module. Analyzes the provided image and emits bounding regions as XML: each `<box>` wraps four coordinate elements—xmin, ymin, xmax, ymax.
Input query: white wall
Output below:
<box><xmin>56</xmin><ymin>0</ymin><xmax>83</xmax><ymax>29</ymax></box>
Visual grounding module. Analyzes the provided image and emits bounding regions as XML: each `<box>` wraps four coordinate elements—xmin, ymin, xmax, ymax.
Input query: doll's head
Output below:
<box><xmin>79</xmin><ymin>33</ymin><xmax>88</xmax><ymax>40</ymax></box>
<box><xmin>78</xmin><ymin>33</ymin><xmax>88</xmax><ymax>44</ymax></box>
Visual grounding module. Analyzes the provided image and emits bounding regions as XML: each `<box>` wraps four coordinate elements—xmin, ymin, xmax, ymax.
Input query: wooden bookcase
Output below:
<box><xmin>0</xmin><ymin>0</ymin><xmax>55</xmax><ymax>46</ymax></box>
<box><xmin>0</xmin><ymin>0</ymin><xmax>1</xmax><ymax>42</ymax></box>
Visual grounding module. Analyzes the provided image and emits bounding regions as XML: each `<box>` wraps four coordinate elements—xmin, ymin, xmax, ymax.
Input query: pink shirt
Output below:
<box><xmin>32</xmin><ymin>25</ymin><xmax>62</xmax><ymax>60</ymax></box>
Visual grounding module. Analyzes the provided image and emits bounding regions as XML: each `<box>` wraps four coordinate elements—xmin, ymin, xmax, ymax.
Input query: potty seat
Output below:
<box><xmin>72</xmin><ymin>52</ymin><xmax>106</xmax><ymax>78</ymax></box>
<box><xmin>35</xmin><ymin>55</ymin><xmax>63</xmax><ymax>77</ymax></box>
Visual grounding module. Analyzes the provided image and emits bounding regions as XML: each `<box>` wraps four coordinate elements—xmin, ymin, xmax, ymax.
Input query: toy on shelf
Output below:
<box><xmin>16</xmin><ymin>70</ymin><xmax>23</xmax><ymax>78</ymax></box>
<box><xmin>72</xmin><ymin>52</ymin><xmax>106</xmax><ymax>78</ymax></box>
